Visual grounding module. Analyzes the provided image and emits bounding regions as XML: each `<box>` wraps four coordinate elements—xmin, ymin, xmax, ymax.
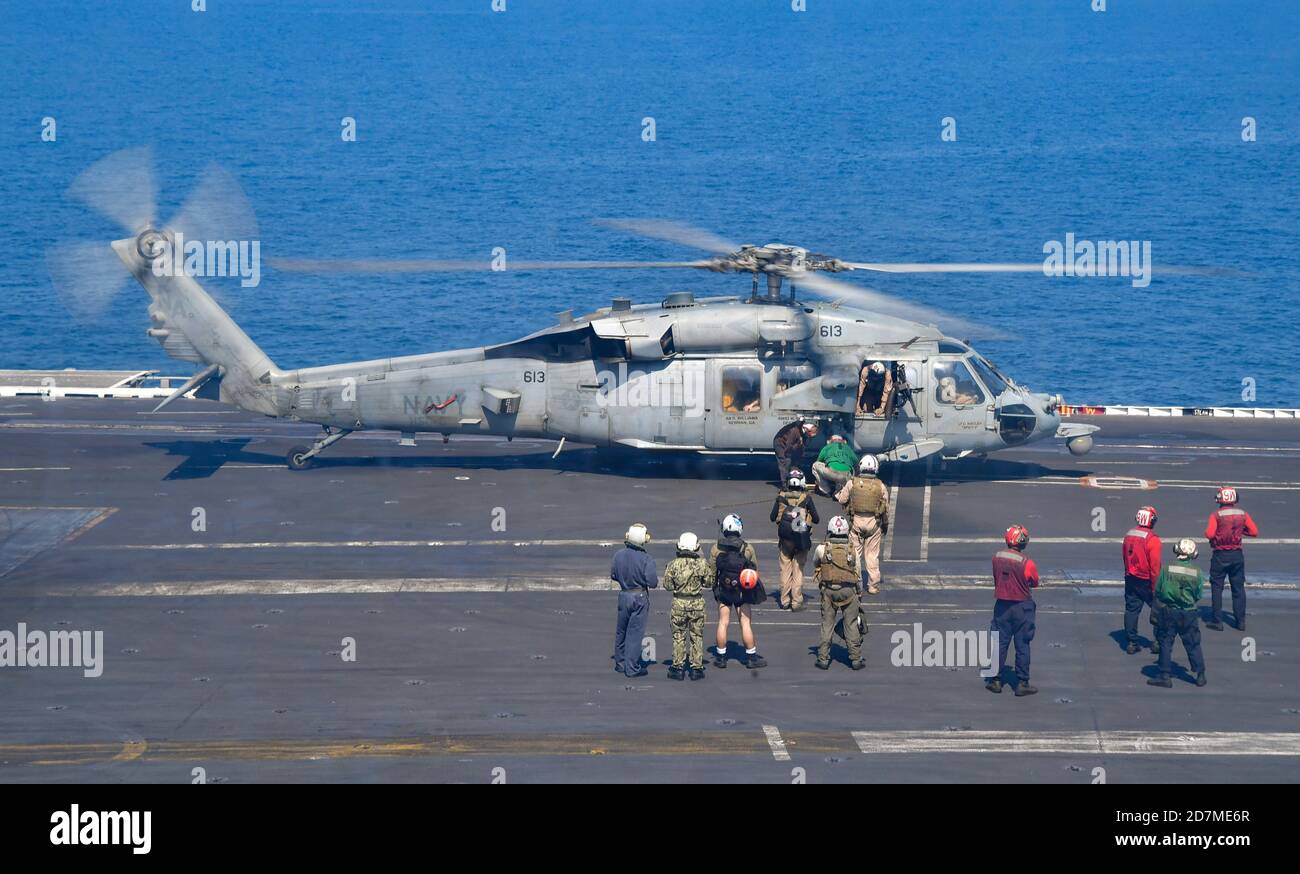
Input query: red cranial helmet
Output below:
<box><xmin>1005</xmin><ymin>524</ymin><xmax>1030</xmax><ymax>549</ymax></box>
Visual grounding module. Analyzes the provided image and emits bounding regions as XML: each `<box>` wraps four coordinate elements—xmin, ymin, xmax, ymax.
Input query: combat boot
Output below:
<box><xmin>688</xmin><ymin>667</ymin><xmax>705</xmax><ymax>681</ymax></box>
<box><xmin>1205</xmin><ymin>621</ymin><xmax>1224</xmax><ymax>631</ymax></box>
<box><xmin>746</xmin><ymin>652</ymin><xmax>768</xmax><ymax>669</ymax></box>
<box><xmin>850</xmin><ymin>659</ymin><xmax>866</xmax><ymax>671</ymax></box>
<box><xmin>1196</xmin><ymin>672</ymin><xmax>1207</xmax><ymax>687</ymax></box>
<box><xmin>1014</xmin><ymin>681</ymin><xmax>1038</xmax><ymax>697</ymax></box>
<box><xmin>667</xmin><ymin>666</ymin><xmax>684</xmax><ymax>681</ymax></box>
<box><xmin>1126</xmin><ymin>642</ymin><xmax>1141</xmax><ymax>654</ymax></box>
<box><xmin>815</xmin><ymin>658</ymin><xmax>830</xmax><ymax>670</ymax></box>
<box><xmin>713</xmin><ymin>652</ymin><xmax>727</xmax><ymax>669</ymax></box>
<box><xmin>1147</xmin><ymin>676</ymin><xmax>1173</xmax><ymax>688</ymax></box>
<box><xmin>985</xmin><ymin>678</ymin><xmax>1002</xmax><ymax>694</ymax></box>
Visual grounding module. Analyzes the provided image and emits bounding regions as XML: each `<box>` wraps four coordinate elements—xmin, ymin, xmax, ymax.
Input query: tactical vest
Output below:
<box><xmin>820</xmin><ymin>538</ymin><xmax>858</xmax><ymax>584</ymax></box>
<box><xmin>1210</xmin><ymin>507</ymin><xmax>1247</xmax><ymax>550</ymax></box>
<box><xmin>849</xmin><ymin>476</ymin><xmax>886</xmax><ymax>516</ymax></box>
<box><xmin>777</xmin><ymin>490</ymin><xmax>811</xmax><ymax>536</ymax></box>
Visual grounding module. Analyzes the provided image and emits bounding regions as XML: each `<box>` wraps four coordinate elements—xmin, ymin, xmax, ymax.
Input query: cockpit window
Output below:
<box><xmin>933</xmin><ymin>360</ymin><xmax>985</xmax><ymax>406</ymax></box>
<box><xmin>967</xmin><ymin>355</ymin><xmax>1008</xmax><ymax>397</ymax></box>
<box><xmin>721</xmin><ymin>366</ymin><xmax>762</xmax><ymax>413</ymax></box>
<box><xmin>939</xmin><ymin>341</ymin><xmax>969</xmax><ymax>354</ymax></box>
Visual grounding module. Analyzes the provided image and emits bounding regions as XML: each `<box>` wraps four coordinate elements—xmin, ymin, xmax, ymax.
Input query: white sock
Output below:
<box><xmin>746</xmin><ymin>647</ymin><xmax>757</xmax><ymax>655</ymax></box>
<box><xmin>716</xmin><ymin>646</ymin><xmax>726</xmax><ymax>655</ymax></box>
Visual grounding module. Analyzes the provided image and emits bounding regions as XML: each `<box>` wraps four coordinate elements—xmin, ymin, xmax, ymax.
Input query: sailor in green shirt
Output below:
<box><xmin>1148</xmin><ymin>538</ymin><xmax>1207</xmax><ymax>688</ymax></box>
<box><xmin>812</xmin><ymin>433</ymin><xmax>858</xmax><ymax>497</ymax></box>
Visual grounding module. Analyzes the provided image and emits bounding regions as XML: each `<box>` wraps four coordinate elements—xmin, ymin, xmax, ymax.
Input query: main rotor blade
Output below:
<box><xmin>842</xmin><ymin>262</ymin><xmax>1045</xmax><ymax>273</ymax></box>
<box><xmin>792</xmin><ymin>270</ymin><xmax>1002</xmax><ymax>340</ymax></box>
<box><xmin>841</xmin><ymin>261</ymin><xmax>1231</xmax><ymax>276</ymax></box>
<box><xmin>597</xmin><ymin>219</ymin><xmax>739</xmax><ymax>255</ymax></box>
<box><xmin>268</xmin><ymin>258</ymin><xmax>715</xmax><ymax>274</ymax></box>
<box><xmin>67</xmin><ymin>146</ymin><xmax>157</xmax><ymax>234</ymax></box>
<box><xmin>45</xmin><ymin>240</ymin><xmax>130</xmax><ymax>322</ymax></box>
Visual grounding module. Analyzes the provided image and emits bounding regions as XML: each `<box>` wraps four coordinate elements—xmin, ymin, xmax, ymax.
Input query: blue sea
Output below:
<box><xmin>1</xmin><ymin>0</ymin><xmax>1296</xmax><ymax>406</ymax></box>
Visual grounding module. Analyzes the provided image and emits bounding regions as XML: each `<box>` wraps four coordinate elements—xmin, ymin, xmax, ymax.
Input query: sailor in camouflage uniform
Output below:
<box><xmin>663</xmin><ymin>531</ymin><xmax>713</xmax><ymax>680</ymax></box>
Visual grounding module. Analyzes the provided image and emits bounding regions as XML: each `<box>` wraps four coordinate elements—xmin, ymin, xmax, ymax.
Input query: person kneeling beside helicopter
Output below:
<box><xmin>709</xmin><ymin>515</ymin><xmax>767</xmax><ymax>668</ymax></box>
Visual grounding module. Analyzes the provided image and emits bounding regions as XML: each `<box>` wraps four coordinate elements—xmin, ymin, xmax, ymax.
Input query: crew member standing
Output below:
<box><xmin>772</xmin><ymin>420</ymin><xmax>818</xmax><ymax>486</ymax></box>
<box><xmin>1122</xmin><ymin>506</ymin><xmax>1162</xmax><ymax>655</ymax></box>
<box><xmin>709</xmin><ymin>515</ymin><xmax>766</xmax><ymax>668</ymax></box>
<box><xmin>985</xmin><ymin>524</ymin><xmax>1039</xmax><ymax>697</ymax></box>
<box><xmin>813</xmin><ymin>516</ymin><xmax>864</xmax><ymax>670</ymax></box>
<box><xmin>835</xmin><ymin>455</ymin><xmax>889</xmax><ymax>594</ymax></box>
<box><xmin>611</xmin><ymin>522</ymin><xmax>658</xmax><ymax>677</ymax></box>
<box><xmin>770</xmin><ymin>468</ymin><xmax>819</xmax><ymax>611</ymax></box>
<box><xmin>1204</xmin><ymin>486</ymin><xmax>1258</xmax><ymax>631</ymax></box>
<box><xmin>662</xmin><ymin>532</ymin><xmax>712</xmax><ymax>681</ymax></box>
<box><xmin>1148</xmin><ymin>538</ymin><xmax>1207</xmax><ymax>688</ymax></box>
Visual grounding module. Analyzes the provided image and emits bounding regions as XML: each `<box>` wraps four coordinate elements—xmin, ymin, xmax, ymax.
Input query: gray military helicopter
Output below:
<box><xmin>49</xmin><ymin>149</ymin><xmax>1097</xmax><ymax>470</ymax></box>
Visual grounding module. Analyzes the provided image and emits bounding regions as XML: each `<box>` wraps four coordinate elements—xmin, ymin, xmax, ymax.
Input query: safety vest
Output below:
<box><xmin>819</xmin><ymin>538</ymin><xmax>858</xmax><ymax>584</ymax></box>
<box><xmin>1156</xmin><ymin>560</ymin><xmax>1202</xmax><ymax>610</ymax></box>
<box><xmin>1122</xmin><ymin>527</ymin><xmax>1158</xmax><ymax>580</ymax></box>
<box><xmin>992</xmin><ymin>549</ymin><xmax>1033</xmax><ymax>601</ymax></box>
<box><xmin>1210</xmin><ymin>507</ymin><xmax>1247</xmax><ymax>551</ymax></box>
<box><xmin>848</xmin><ymin>476</ymin><xmax>886</xmax><ymax>517</ymax></box>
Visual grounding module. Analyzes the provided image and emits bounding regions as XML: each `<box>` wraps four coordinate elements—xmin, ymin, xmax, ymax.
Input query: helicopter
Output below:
<box><xmin>48</xmin><ymin>150</ymin><xmax>1098</xmax><ymax>470</ymax></box>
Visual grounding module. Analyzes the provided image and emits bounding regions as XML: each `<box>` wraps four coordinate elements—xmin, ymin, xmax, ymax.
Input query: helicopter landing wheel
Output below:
<box><xmin>287</xmin><ymin>445</ymin><xmax>315</xmax><ymax>471</ymax></box>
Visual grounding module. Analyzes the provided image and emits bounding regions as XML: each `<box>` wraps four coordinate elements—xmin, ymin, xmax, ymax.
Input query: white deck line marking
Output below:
<box><xmin>884</xmin><ymin>465</ymin><xmax>901</xmax><ymax>561</ymax></box>
<box><xmin>762</xmin><ymin>725</ymin><xmax>790</xmax><ymax>761</ymax></box>
<box><xmin>40</xmin><ymin>576</ymin><xmax>1300</xmax><ymax>597</ymax></box>
<box><xmin>851</xmin><ymin>730</ymin><xmax>1300</xmax><ymax>756</ymax></box>
<box><xmin>88</xmin><ymin>536</ymin><xmax>1300</xmax><ymax>551</ymax></box>
<box><xmin>1103</xmin><ymin>443</ymin><xmax>1300</xmax><ymax>453</ymax></box>
<box><xmin>0</xmin><ymin>467</ymin><xmax>71</xmax><ymax>472</ymax></box>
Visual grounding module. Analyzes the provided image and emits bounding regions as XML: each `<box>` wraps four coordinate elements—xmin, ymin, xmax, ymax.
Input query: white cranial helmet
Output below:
<box><xmin>676</xmin><ymin>531</ymin><xmax>700</xmax><ymax>553</ymax></box>
<box><xmin>858</xmin><ymin>455</ymin><xmax>879</xmax><ymax>475</ymax></box>
<box><xmin>721</xmin><ymin>514</ymin><xmax>743</xmax><ymax>535</ymax></box>
<box><xmin>625</xmin><ymin>523</ymin><xmax>650</xmax><ymax>546</ymax></box>
<box><xmin>828</xmin><ymin>515</ymin><xmax>850</xmax><ymax>537</ymax></box>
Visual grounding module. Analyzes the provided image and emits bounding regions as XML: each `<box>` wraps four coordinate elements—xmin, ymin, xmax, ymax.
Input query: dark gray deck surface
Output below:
<box><xmin>2</xmin><ymin>399</ymin><xmax>1297</xmax><ymax>783</ymax></box>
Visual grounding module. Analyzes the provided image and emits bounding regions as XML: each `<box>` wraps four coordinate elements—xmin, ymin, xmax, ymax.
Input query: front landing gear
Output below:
<box><xmin>286</xmin><ymin>428</ymin><xmax>353</xmax><ymax>471</ymax></box>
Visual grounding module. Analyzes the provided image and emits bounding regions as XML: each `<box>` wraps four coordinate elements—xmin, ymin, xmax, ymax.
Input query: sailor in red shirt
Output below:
<box><xmin>985</xmin><ymin>524</ymin><xmax>1039</xmax><ymax>697</ymax></box>
<box><xmin>1204</xmin><ymin>486</ymin><xmax>1259</xmax><ymax>631</ymax></box>
<box><xmin>1121</xmin><ymin>506</ymin><xmax>1163</xmax><ymax>655</ymax></box>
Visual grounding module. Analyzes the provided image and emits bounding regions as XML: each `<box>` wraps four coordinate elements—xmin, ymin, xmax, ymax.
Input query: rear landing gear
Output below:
<box><xmin>286</xmin><ymin>427</ymin><xmax>353</xmax><ymax>471</ymax></box>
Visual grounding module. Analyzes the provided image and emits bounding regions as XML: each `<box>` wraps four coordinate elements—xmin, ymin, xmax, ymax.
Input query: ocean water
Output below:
<box><xmin>1</xmin><ymin>0</ymin><xmax>1297</xmax><ymax>406</ymax></box>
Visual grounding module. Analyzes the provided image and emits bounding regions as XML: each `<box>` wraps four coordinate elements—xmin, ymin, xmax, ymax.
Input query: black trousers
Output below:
<box><xmin>1155</xmin><ymin>605</ymin><xmax>1205</xmax><ymax>678</ymax></box>
<box><xmin>1209</xmin><ymin>549</ymin><xmax>1246</xmax><ymax>625</ymax></box>
<box><xmin>1123</xmin><ymin>573</ymin><xmax>1160</xmax><ymax>645</ymax></box>
<box><xmin>775</xmin><ymin>449</ymin><xmax>804</xmax><ymax>485</ymax></box>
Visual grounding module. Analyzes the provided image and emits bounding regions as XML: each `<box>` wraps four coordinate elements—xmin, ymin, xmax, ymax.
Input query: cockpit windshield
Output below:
<box><xmin>967</xmin><ymin>355</ymin><xmax>1009</xmax><ymax>397</ymax></box>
